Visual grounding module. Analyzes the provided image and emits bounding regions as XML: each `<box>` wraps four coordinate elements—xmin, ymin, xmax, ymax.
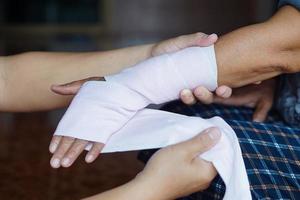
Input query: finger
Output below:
<box><xmin>197</xmin><ymin>33</ymin><xmax>218</xmax><ymax>46</ymax></box>
<box><xmin>175</xmin><ymin>32</ymin><xmax>218</xmax><ymax>48</ymax></box>
<box><xmin>51</xmin><ymin>77</ymin><xmax>102</xmax><ymax>95</ymax></box>
<box><xmin>152</xmin><ymin>33</ymin><xmax>218</xmax><ymax>56</ymax></box>
<box><xmin>193</xmin><ymin>86</ymin><xmax>214</xmax><ymax>104</ymax></box>
<box><xmin>180</xmin><ymin>89</ymin><xmax>196</xmax><ymax>105</ymax></box>
<box><xmin>85</xmin><ymin>142</ymin><xmax>104</xmax><ymax>163</ymax></box>
<box><xmin>50</xmin><ymin>137</ymin><xmax>75</xmax><ymax>168</ymax></box>
<box><xmin>215</xmin><ymin>86</ymin><xmax>232</xmax><ymax>99</ymax></box>
<box><xmin>49</xmin><ymin>136</ymin><xmax>62</xmax><ymax>153</ymax></box>
<box><xmin>61</xmin><ymin>139</ymin><xmax>89</xmax><ymax>168</ymax></box>
<box><xmin>176</xmin><ymin>127</ymin><xmax>221</xmax><ymax>157</ymax></box>
<box><xmin>213</xmin><ymin>93</ymin><xmax>251</xmax><ymax>107</ymax></box>
<box><xmin>253</xmin><ymin>100</ymin><xmax>272</xmax><ymax>122</ymax></box>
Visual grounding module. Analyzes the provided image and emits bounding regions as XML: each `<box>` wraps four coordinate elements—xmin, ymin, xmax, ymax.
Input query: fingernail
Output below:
<box><xmin>85</xmin><ymin>155</ymin><xmax>94</xmax><ymax>163</ymax></box>
<box><xmin>49</xmin><ymin>143</ymin><xmax>58</xmax><ymax>153</ymax></box>
<box><xmin>181</xmin><ymin>89</ymin><xmax>192</xmax><ymax>97</ymax></box>
<box><xmin>61</xmin><ymin>158</ymin><xmax>71</xmax><ymax>167</ymax></box>
<box><xmin>51</xmin><ymin>158</ymin><xmax>61</xmax><ymax>168</ymax></box>
<box><xmin>206</xmin><ymin>127</ymin><xmax>221</xmax><ymax>140</ymax></box>
<box><xmin>208</xmin><ymin>33</ymin><xmax>218</xmax><ymax>38</ymax></box>
<box><xmin>194</xmin><ymin>88</ymin><xmax>203</xmax><ymax>97</ymax></box>
<box><xmin>218</xmin><ymin>87</ymin><xmax>227</xmax><ymax>96</ymax></box>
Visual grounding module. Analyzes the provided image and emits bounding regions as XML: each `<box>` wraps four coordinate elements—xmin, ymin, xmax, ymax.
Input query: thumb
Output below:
<box><xmin>177</xmin><ymin>127</ymin><xmax>221</xmax><ymax>157</ymax></box>
<box><xmin>253</xmin><ymin>100</ymin><xmax>272</xmax><ymax>122</ymax></box>
<box><xmin>152</xmin><ymin>33</ymin><xmax>218</xmax><ymax>57</ymax></box>
<box><xmin>197</xmin><ymin>33</ymin><xmax>218</xmax><ymax>46</ymax></box>
<box><xmin>175</xmin><ymin>33</ymin><xmax>218</xmax><ymax>50</ymax></box>
<box><xmin>51</xmin><ymin>77</ymin><xmax>102</xmax><ymax>95</ymax></box>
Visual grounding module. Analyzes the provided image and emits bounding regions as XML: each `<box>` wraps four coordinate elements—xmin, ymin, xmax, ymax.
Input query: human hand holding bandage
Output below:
<box><xmin>52</xmin><ymin>45</ymin><xmax>252</xmax><ymax>200</ymax></box>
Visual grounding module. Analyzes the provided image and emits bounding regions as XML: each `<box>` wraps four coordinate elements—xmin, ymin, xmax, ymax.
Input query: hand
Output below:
<box><xmin>134</xmin><ymin>127</ymin><xmax>221</xmax><ymax>200</ymax></box>
<box><xmin>49</xmin><ymin>32</ymin><xmax>218</xmax><ymax>169</ymax></box>
<box><xmin>49</xmin><ymin>77</ymin><xmax>103</xmax><ymax>168</ymax></box>
<box><xmin>83</xmin><ymin>128</ymin><xmax>220</xmax><ymax>200</ymax></box>
<box><xmin>181</xmin><ymin>79</ymin><xmax>275</xmax><ymax>122</ymax></box>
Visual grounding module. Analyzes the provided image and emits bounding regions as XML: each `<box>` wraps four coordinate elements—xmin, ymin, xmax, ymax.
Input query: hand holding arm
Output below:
<box><xmin>180</xmin><ymin>79</ymin><xmax>275</xmax><ymax>122</ymax></box>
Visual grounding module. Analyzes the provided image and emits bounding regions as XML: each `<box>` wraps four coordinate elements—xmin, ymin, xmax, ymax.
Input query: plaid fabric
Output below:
<box><xmin>138</xmin><ymin>101</ymin><xmax>300</xmax><ymax>200</ymax></box>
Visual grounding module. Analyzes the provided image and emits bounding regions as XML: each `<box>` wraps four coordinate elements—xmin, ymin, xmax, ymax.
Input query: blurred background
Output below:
<box><xmin>0</xmin><ymin>0</ymin><xmax>277</xmax><ymax>199</ymax></box>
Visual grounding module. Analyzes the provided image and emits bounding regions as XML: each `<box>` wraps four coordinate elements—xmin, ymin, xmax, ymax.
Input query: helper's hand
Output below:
<box><xmin>182</xmin><ymin>79</ymin><xmax>276</xmax><ymax>122</ymax></box>
<box><xmin>84</xmin><ymin>127</ymin><xmax>220</xmax><ymax>200</ymax></box>
<box><xmin>134</xmin><ymin>127</ymin><xmax>221</xmax><ymax>200</ymax></box>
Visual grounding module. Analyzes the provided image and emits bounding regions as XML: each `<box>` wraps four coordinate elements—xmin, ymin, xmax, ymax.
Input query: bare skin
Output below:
<box><xmin>84</xmin><ymin>127</ymin><xmax>220</xmax><ymax>200</ymax></box>
<box><xmin>49</xmin><ymin>6</ymin><xmax>300</xmax><ymax>169</ymax></box>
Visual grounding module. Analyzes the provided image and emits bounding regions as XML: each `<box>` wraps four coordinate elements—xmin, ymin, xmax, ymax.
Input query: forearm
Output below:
<box><xmin>83</xmin><ymin>179</ymin><xmax>163</xmax><ymax>200</ymax></box>
<box><xmin>0</xmin><ymin>44</ymin><xmax>154</xmax><ymax>112</ymax></box>
<box><xmin>216</xmin><ymin>5</ymin><xmax>300</xmax><ymax>87</ymax></box>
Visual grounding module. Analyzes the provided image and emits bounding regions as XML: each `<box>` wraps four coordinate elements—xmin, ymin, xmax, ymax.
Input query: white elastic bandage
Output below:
<box><xmin>54</xmin><ymin>45</ymin><xmax>252</xmax><ymax>199</ymax></box>
<box><xmin>55</xmin><ymin>46</ymin><xmax>218</xmax><ymax>143</ymax></box>
<box><xmin>106</xmin><ymin>46</ymin><xmax>218</xmax><ymax>103</ymax></box>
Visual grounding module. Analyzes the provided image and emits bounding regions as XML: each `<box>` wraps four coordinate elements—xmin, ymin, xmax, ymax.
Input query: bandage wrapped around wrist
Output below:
<box><xmin>54</xmin><ymin>46</ymin><xmax>218</xmax><ymax>143</ymax></box>
<box><xmin>54</xmin><ymin>45</ymin><xmax>252</xmax><ymax>199</ymax></box>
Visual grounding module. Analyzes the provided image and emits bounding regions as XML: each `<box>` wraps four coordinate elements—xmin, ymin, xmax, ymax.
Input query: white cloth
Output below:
<box><xmin>54</xmin><ymin>45</ymin><xmax>252</xmax><ymax>199</ymax></box>
<box><xmin>106</xmin><ymin>46</ymin><xmax>218</xmax><ymax>103</ymax></box>
<box><xmin>99</xmin><ymin>109</ymin><xmax>251</xmax><ymax>200</ymax></box>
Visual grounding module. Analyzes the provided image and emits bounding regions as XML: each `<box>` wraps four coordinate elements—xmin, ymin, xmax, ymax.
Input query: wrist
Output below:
<box><xmin>132</xmin><ymin>174</ymin><xmax>170</xmax><ymax>200</ymax></box>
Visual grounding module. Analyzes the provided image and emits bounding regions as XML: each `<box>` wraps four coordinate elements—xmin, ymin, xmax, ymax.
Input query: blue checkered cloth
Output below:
<box><xmin>138</xmin><ymin>101</ymin><xmax>300</xmax><ymax>200</ymax></box>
